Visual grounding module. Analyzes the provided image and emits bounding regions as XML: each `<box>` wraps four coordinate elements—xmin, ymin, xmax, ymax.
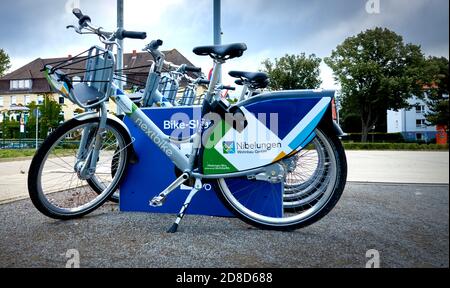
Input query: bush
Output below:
<box><xmin>343</xmin><ymin>133</ymin><xmax>405</xmax><ymax>143</ymax></box>
<box><xmin>0</xmin><ymin>149</ymin><xmax>36</xmax><ymax>159</ymax></box>
<box><xmin>343</xmin><ymin>142</ymin><xmax>449</xmax><ymax>150</ymax></box>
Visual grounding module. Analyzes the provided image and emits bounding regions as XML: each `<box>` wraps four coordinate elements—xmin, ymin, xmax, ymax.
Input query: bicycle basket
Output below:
<box><xmin>179</xmin><ymin>86</ymin><xmax>196</xmax><ymax>106</ymax></box>
<box><xmin>43</xmin><ymin>46</ymin><xmax>115</xmax><ymax>109</ymax></box>
<box><xmin>158</xmin><ymin>75</ymin><xmax>179</xmax><ymax>105</ymax></box>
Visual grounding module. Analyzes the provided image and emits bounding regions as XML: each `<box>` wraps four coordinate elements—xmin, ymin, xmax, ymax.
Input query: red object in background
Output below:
<box><xmin>331</xmin><ymin>98</ymin><xmax>337</xmax><ymax>121</ymax></box>
<box><xmin>436</xmin><ymin>125</ymin><xmax>448</xmax><ymax>145</ymax></box>
<box><xmin>208</xmin><ymin>68</ymin><xmax>213</xmax><ymax>80</ymax></box>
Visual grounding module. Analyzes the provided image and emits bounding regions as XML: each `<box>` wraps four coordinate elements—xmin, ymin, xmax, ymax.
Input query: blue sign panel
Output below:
<box><xmin>120</xmin><ymin>106</ymin><xmax>283</xmax><ymax>217</ymax></box>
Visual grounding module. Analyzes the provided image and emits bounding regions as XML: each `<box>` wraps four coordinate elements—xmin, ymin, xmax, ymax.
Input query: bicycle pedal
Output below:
<box><xmin>149</xmin><ymin>195</ymin><xmax>166</xmax><ymax>207</ymax></box>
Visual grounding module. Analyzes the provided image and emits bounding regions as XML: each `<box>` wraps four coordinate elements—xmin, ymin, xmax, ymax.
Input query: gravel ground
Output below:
<box><xmin>0</xmin><ymin>182</ymin><xmax>448</xmax><ymax>268</ymax></box>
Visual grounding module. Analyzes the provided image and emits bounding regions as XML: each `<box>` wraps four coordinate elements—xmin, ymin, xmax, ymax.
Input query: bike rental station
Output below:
<box><xmin>28</xmin><ymin>0</ymin><xmax>347</xmax><ymax>233</ymax></box>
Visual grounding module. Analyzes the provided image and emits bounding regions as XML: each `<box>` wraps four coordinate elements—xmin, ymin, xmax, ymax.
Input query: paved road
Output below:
<box><xmin>347</xmin><ymin>151</ymin><xmax>449</xmax><ymax>184</ymax></box>
<box><xmin>1</xmin><ymin>151</ymin><xmax>449</xmax><ymax>204</ymax></box>
<box><xmin>0</xmin><ymin>182</ymin><xmax>448</xmax><ymax>268</ymax></box>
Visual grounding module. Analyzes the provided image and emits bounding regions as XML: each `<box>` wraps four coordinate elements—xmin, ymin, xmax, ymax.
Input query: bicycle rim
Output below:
<box><xmin>217</xmin><ymin>129</ymin><xmax>338</xmax><ymax>227</ymax></box>
<box><xmin>35</xmin><ymin>121</ymin><xmax>127</xmax><ymax>216</ymax></box>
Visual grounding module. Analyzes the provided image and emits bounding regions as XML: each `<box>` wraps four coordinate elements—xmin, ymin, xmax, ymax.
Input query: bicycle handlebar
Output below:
<box><xmin>195</xmin><ymin>79</ymin><xmax>235</xmax><ymax>90</ymax></box>
<box><xmin>70</xmin><ymin>8</ymin><xmax>146</xmax><ymax>42</ymax></box>
<box><xmin>72</xmin><ymin>8</ymin><xmax>91</xmax><ymax>27</ymax></box>
<box><xmin>198</xmin><ymin>79</ymin><xmax>210</xmax><ymax>85</ymax></box>
<box><xmin>221</xmin><ymin>85</ymin><xmax>236</xmax><ymax>91</ymax></box>
<box><xmin>117</xmin><ymin>30</ymin><xmax>147</xmax><ymax>40</ymax></box>
<box><xmin>145</xmin><ymin>39</ymin><xmax>163</xmax><ymax>51</ymax></box>
<box><xmin>185</xmin><ymin>66</ymin><xmax>202</xmax><ymax>73</ymax></box>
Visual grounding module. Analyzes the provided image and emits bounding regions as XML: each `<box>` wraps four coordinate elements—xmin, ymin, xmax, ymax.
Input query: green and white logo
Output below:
<box><xmin>223</xmin><ymin>141</ymin><xmax>236</xmax><ymax>154</ymax></box>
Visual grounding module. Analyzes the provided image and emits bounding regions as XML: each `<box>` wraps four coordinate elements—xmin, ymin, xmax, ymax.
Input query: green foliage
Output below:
<box><xmin>423</xmin><ymin>57</ymin><xmax>449</xmax><ymax>126</ymax></box>
<box><xmin>343</xmin><ymin>142</ymin><xmax>448</xmax><ymax>151</ymax></box>
<box><xmin>262</xmin><ymin>53</ymin><xmax>322</xmax><ymax>90</ymax></box>
<box><xmin>325</xmin><ymin>27</ymin><xmax>428</xmax><ymax>142</ymax></box>
<box><xmin>0</xmin><ymin>149</ymin><xmax>36</xmax><ymax>159</ymax></box>
<box><xmin>344</xmin><ymin>132</ymin><xmax>405</xmax><ymax>143</ymax></box>
<box><xmin>26</xmin><ymin>95</ymin><xmax>64</xmax><ymax>138</ymax></box>
<box><xmin>0</xmin><ymin>48</ymin><xmax>11</xmax><ymax>76</ymax></box>
<box><xmin>1</xmin><ymin>117</ymin><xmax>20</xmax><ymax>139</ymax></box>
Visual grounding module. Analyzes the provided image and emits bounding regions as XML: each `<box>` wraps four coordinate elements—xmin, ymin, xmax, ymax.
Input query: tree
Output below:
<box><xmin>262</xmin><ymin>53</ymin><xmax>322</xmax><ymax>90</ymax></box>
<box><xmin>423</xmin><ymin>57</ymin><xmax>449</xmax><ymax>127</ymax></box>
<box><xmin>0</xmin><ymin>48</ymin><xmax>11</xmax><ymax>77</ymax></box>
<box><xmin>325</xmin><ymin>27</ymin><xmax>427</xmax><ymax>142</ymax></box>
<box><xmin>27</xmin><ymin>95</ymin><xmax>63</xmax><ymax>138</ymax></box>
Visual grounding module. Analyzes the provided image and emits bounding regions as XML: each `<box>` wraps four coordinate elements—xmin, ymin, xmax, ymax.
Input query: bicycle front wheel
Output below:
<box><xmin>214</xmin><ymin>127</ymin><xmax>347</xmax><ymax>231</ymax></box>
<box><xmin>28</xmin><ymin>117</ymin><xmax>132</xmax><ymax>219</ymax></box>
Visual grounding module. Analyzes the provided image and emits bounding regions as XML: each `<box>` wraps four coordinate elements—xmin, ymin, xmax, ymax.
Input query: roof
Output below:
<box><xmin>0</xmin><ymin>49</ymin><xmax>198</xmax><ymax>94</ymax></box>
<box><xmin>1</xmin><ymin>49</ymin><xmax>196</xmax><ymax>81</ymax></box>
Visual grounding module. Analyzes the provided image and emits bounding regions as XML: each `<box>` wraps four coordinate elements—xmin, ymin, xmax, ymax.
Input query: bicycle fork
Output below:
<box><xmin>75</xmin><ymin>103</ymin><xmax>108</xmax><ymax>179</ymax></box>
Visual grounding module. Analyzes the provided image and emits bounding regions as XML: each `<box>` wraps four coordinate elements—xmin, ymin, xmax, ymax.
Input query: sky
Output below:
<box><xmin>0</xmin><ymin>0</ymin><xmax>449</xmax><ymax>90</ymax></box>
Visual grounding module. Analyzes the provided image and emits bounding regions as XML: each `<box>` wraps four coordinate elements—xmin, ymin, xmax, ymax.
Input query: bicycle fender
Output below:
<box><xmin>73</xmin><ymin>111</ymin><xmax>133</xmax><ymax>138</ymax></box>
<box><xmin>333</xmin><ymin>121</ymin><xmax>347</xmax><ymax>137</ymax></box>
<box><xmin>202</xmin><ymin>90</ymin><xmax>335</xmax><ymax>174</ymax></box>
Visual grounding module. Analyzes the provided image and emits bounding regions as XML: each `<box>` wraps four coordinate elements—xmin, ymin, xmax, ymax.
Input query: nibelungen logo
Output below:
<box><xmin>223</xmin><ymin>141</ymin><xmax>236</xmax><ymax>154</ymax></box>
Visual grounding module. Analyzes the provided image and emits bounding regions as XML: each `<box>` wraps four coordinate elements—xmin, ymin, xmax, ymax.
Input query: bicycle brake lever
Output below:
<box><xmin>66</xmin><ymin>25</ymin><xmax>82</xmax><ymax>34</ymax></box>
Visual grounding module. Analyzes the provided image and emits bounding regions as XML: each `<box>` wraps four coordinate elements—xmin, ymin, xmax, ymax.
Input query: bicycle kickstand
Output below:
<box><xmin>167</xmin><ymin>178</ymin><xmax>202</xmax><ymax>233</ymax></box>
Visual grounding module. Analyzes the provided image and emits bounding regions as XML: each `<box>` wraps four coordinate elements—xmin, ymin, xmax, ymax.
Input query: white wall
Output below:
<box><xmin>387</xmin><ymin>94</ymin><xmax>437</xmax><ymax>133</ymax></box>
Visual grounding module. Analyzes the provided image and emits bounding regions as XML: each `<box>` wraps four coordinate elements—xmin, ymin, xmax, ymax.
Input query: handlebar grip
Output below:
<box><xmin>222</xmin><ymin>85</ymin><xmax>236</xmax><ymax>91</ymax></box>
<box><xmin>118</xmin><ymin>30</ymin><xmax>147</xmax><ymax>40</ymax></box>
<box><xmin>72</xmin><ymin>8</ymin><xmax>91</xmax><ymax>26</ymax></box>
<box><xmin>154</xmin><ymin>39</ymin><xmax>163</xmax><ymax>48</ymax></box>
<box><xmin>185</xmin><ymin>66</ymin><xmax>202</xmax><ymax>73</ymax></box>
<box><xmin>72</xmin><ymin>8</ymin><xmax>83</xmax><ymax>19</ymax></box>
<box><xmin>198</xmin><ymin>79</ymin><xmax>210</xmax><ymax>85</ymax></box>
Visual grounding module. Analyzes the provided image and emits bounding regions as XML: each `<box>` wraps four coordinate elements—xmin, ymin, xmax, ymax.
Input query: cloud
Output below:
<box><xmin>1</xmin><ymin>0</ymin><xmax>448</xmax><ymax>89</ymax></box>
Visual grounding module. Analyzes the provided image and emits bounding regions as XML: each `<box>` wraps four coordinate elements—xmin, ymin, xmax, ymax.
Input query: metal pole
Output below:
<box><xmin>213</xmin><ymin>0</ymin><xmax>222</xmax><ymax>82</ymax></box>
<box><xmin>116</xmin><ymin>0</ymin><xmax>124</xmax><ymax>114</ymax></box>
<box><xmin>35</xmin><ymin>108</ymin><xmax>38</xmax><ymax>150</ymax></box>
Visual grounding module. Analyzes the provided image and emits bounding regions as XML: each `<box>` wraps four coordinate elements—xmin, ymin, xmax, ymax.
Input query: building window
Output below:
<box><xmin>0</xmin><ymin>96</ymin><xmax>3</xmax><ymax>106</ymax></box>
<box><xmin>416</xmin><ymin>133</ymin><xmax>423</xmax><ymax>141</ymax></box>
<box><xmin>24</xmin><ymin>95</ymin><xmax>31</xmax><ymax>105</ymax></box>
<box><xmin>11</xmin><ymin>96</ymin><xmax>17</xmax><ymax>105</ymax></box>
<box><xmin>10</xmin><ymin>80</ymin><xmax>18</xmax><ymax>90</ymax></box>
<box><xmin>37</xmin><ymin>95</ymin><xmax>44</xmax><ymax>104</ymax></box>
<box><xmin>416</xmin><ymin>119</ymin><xmax>426</xmax><ymax>128</ymax></box>
<box><xmin>59</xmin><ymin>96</ymin><xmax>65</xmax><ymax>104</ymax></box>
<box><xmin>10</xmin><ymin>79</ymin><xmax>32</xmax><ymax>90</ymax></box>
<box><xmin>415</xmin><ymin>104</ymin><xmax>425</xmax><ymax>114</ymax></box>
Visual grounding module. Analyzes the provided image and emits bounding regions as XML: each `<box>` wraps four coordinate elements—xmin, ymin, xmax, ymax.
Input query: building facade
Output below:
<box><xmin>387</xmin><ymin>94</ymin><xmax>438</xmax><ymax>142</ymax></box>
<box><xmin>0</xmin><ymin>49</ymin><xmax>199</xmax><ymax>125</ymax></box>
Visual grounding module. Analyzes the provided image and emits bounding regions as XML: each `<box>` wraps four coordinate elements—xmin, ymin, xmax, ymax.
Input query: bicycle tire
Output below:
<box><xmin>28</xmin><ymin>117</ymin><xmax>132</xmax><ymax>219</ymax></box>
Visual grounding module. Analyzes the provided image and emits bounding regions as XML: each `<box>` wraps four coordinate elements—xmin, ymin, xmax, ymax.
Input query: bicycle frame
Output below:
<box><xmin>109</xmin><ymin>59</ymin><xmax>270</xmax><ymax>179</ymax></box>
<box><xmin>69</xmin><ymin>28</ymin><xmax>332</xmax><ymax>182</ymax></box>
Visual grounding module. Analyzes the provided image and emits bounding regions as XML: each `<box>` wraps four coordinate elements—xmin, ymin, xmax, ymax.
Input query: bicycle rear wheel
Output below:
<box><xmin>214</xmin><ymin>127</ymin><xmax>347</xmax><ymax>231</ymax></box>
<box><xmin>28</xmin><ymin>117</ymin><xmax>131</xmax><ymax>219</ymax></box>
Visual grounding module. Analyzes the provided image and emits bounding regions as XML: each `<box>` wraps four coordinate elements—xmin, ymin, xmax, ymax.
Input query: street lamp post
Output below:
<box><xmin>213</xmin><ymin>0</ymin><xmax>222</xmax><ymax>82</ymax></box>
<box><xmin>35</xmin><ymin>107</ymin><xmax>39</xmax><ymax>150</ymax></box>
<box><xmin>116</xmin><ymin>0</ymin><xmax>124</xmax><ymax>115</ymax></box>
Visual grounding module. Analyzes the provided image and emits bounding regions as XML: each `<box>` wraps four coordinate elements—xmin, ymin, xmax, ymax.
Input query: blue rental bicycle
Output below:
<box><xmin>28</xmin><ymin>9</ymin><xmax>347</xmax><ymax>232</ymax></box>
